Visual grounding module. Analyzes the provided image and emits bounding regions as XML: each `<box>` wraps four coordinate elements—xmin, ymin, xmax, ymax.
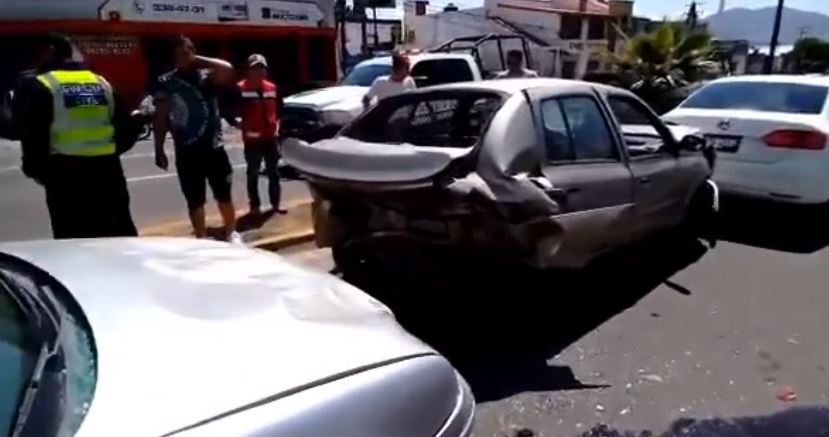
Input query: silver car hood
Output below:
<box><xmin>0</xmin><ymin>238</ymin><xmax>433</xmax><ymax>437</ymax></box>
<box><xmin>283</xmin><ymin>137</ymin><xmax>474</xmax><ymax>183</ymax></box>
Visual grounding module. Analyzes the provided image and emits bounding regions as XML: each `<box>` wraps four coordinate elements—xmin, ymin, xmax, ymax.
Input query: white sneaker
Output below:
<box><xmin>227</xmin><ymin>231</ymin><xmax>245</xmax><ymax>246</ymax></box>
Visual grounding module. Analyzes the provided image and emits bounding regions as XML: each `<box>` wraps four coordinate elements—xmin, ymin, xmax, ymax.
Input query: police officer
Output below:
<box><xmin>13</xmin><ymin>33</ymin><xmax>138</xmax><ymax>239</ymax></box>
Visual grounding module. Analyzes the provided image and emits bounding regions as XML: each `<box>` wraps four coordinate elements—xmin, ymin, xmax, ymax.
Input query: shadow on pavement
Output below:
<box><xmin>579</xmin><ymin>406</ymin><xmax>829</xmax><ymax>437</ymax></box>
<box><xmin>719</xmin><ymin>196</ymin><xmax>829</xmax><ymax>254</ymax></box>
<box><xmin>343</xmin><ymin>230</ymin><xmax>708</xmax><ymax>403</ymax></box>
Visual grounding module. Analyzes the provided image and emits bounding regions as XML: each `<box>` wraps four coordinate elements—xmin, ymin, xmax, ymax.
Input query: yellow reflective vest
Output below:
<box><xmin>36</xmin><ymin>70</ymin><xmax>116</xmax><ymax>157</ymax></box>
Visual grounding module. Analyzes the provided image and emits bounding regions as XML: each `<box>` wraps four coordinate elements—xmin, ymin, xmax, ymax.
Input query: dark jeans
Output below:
<box><xmin>244</xmin><ymin>138</ymin><xmax>281</xmax><ymax>210</ymax></box>
<box><xmin>44</xmin><ymin>156</ymin><xmax>138</xmax><ymax>239</ymax></box>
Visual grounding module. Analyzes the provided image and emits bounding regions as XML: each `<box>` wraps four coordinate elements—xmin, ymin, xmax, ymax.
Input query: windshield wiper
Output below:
<box><xmin>11</xmin><ymin>340</ymin><xmax>59</xmax><ymax>437</ymax></box>
<box><xmin>0</xmin><ymin>270</ymin><xmax>62</xmax><ymax>437</ymax></box>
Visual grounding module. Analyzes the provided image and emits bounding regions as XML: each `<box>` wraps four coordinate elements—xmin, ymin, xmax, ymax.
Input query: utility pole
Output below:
<box><xmin>764</xmin><ymin>0</ymin><xmax>784</xmax><ymax>74</ymax></box>
<box><xmin>798</xmin><ymin>26</ymin><xmax>810</xmax><ymax>41</ymax></box>
<box><xmin>373</xmin><ymin>5</ymin><xmax>380</xmax><ymax>48</ymax></box>
<box><xmin>336</xmin><ymin>0</ymin><xmax>346</xmax><ymax>59</ymax></box>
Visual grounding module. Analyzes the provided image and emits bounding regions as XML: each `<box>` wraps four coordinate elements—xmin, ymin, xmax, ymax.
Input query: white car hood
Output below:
<box><xmin>285</xmin><ymin>86</ymin><xmax>368</xmax><ymax>110</ymax></box>
<box><xmin>0</xmin><ymin>238</ymin><xmax>432</xmax><ymax>437</ymax></box>
<box><xmin>283</xmin><ymin>137</ymin><xmax>475</xmax><ymax>183</ymax></box>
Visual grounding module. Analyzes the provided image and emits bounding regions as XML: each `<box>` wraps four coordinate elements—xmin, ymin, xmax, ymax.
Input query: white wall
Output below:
<box><xmin>345</xmin><ymin>21</ymin><xmax>398</xmax><ymax>54</ymax></box>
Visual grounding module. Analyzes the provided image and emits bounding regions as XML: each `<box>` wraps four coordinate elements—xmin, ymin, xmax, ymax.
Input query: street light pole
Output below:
<box><xmin>764</xmin><ymin>0</ymin><xmax>785</xmax><ymax>74</ymax></box>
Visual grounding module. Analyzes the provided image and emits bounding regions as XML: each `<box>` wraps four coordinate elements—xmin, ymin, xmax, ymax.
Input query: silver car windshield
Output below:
<box><xmin>0</xmin><ymin>264</ymin><xmax>96</xmax><ymax>436</ymax></box>
<box><xmin>345</xmin><ymin>90</ymin><xmax>504</xmax><ymax>148</ymax></box>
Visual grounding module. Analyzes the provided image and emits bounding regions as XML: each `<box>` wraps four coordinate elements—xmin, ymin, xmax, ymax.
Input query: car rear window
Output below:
<box><xmin>344</xmin><ymin>91</ymin><xmax>503</xmax><ymax>148</ymax></box>
<box><xmin>681</xmin><ymin>82</ymin><xmax>828</xmax><ymax>114</ymax></box>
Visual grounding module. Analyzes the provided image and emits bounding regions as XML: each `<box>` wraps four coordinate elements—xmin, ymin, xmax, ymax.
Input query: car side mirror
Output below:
<box><xmin>679</xmin><ymin>134</ymin><xmax>706</xmax><ymax>152</ymax></box>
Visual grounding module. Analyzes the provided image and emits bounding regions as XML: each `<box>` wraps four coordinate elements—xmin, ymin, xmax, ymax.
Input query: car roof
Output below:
<box><xmin>419</xmin><ymin>77</ymin><xmax>624</xmax><ymax>95</ymax></box>
<box><xmin>710</xmin><ymin>74</ymin><xmax>829</xmax><ymax>87</ymax></box>
<box><xmin>357</xmin><ymin>52</ymin><xmax>475</xmax><ymax>67</ymax></box>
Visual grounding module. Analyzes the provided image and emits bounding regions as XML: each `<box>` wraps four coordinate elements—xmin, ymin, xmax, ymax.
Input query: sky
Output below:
<box><xmin>377</xmin><ymin>0</ymin><xmax>829</xmax><ymax>21</ymax></box>
<box><xmin>633</xmin><ymin>0</ymin><xmax>829</xmax><ymax>20</ymax></box>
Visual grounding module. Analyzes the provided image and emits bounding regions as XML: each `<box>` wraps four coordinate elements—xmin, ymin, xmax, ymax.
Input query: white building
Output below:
<box><xmin>404</xmin><ymin>0</ymin><xmax>633</xmax><ymax>78</ymax></box>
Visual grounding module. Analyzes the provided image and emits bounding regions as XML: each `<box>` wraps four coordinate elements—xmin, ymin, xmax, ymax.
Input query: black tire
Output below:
<box><xmin>682</xmin><ymin>182</ymin><xmax>719</xmax><ymax>247</ymax></box>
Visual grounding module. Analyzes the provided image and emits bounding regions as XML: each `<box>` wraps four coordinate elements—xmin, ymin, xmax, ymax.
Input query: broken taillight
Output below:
<box><xmin>763</xmin><ymin>129</ymin><xmax>827</xmax><ymax>150</ymax></box>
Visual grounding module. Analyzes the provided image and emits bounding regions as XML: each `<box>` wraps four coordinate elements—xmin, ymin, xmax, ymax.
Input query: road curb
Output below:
<box><xmin>139</xmin><ymin>199</ymin><xmax>316</xmax><ymax>252</ymax></box>
<box><xmin>252</xmin><ymin>229</ymin><xmax>316</xmax><ymax>252</ymax></box>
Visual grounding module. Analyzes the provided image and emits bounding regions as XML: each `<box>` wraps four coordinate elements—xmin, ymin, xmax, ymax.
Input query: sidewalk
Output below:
<box><xmin>140</xmin><ymin>198</ymin><xmax>315</xmax><ymax>251</ymax></box>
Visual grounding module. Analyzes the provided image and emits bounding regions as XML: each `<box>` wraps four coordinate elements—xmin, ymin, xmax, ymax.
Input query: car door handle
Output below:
<box><xmin>638</xmin><ymin>176</ymin><xmax>652</xmax><ymax>185</ymax></box>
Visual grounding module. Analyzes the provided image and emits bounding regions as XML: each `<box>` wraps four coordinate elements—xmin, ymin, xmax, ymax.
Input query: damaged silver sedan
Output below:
<box><xmin>284</xmin><ymin>79</ymin><xmax>718</xmax><ymax>270</ymax></box>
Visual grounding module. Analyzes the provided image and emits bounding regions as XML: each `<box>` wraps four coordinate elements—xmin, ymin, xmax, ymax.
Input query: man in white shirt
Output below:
<box><xmin>362</xmin><ymin>53</ymin><xmax>416</xmax><ymax>109</ymax></box>
<box><xmin>494</xmin><ymin>50</ymin><xmax>540</xmax><ymax>79</ymax></box>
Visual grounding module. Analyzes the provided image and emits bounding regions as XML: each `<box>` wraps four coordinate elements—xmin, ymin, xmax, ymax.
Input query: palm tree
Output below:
<box><xmin>601</xmin><ymin>23</ymin><xmax>714</xmax><ymax>112</ymax></box>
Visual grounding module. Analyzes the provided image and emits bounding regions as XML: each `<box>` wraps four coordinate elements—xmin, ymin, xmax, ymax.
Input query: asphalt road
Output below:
<box><xmin>280</xmin><ymin>201</ymin><xmax>829</xmax><ymax>437</ymax></box>
<box><xmin>0</xmin><ymin>135</ymin><xmax>308</xmax><ymax>241</ymax></box>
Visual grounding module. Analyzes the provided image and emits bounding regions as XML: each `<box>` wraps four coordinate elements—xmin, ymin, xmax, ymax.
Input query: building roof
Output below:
<box><xmin>495</xmin><ymin>0</ymin><xmax>610</xmax><ymax>16</ymax></box>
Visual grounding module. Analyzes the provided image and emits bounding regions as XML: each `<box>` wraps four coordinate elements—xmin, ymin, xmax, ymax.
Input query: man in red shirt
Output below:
<box><xmin>237</xmin><ymin>54</ymin><xmax>283</xmax><ymax>216</ymax></box>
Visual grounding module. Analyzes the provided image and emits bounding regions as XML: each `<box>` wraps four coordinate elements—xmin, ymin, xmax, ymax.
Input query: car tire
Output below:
<box><xmin>682</xmin><ymin>182</ymin><xmax>719</xmax><ymax>248</ymax></box>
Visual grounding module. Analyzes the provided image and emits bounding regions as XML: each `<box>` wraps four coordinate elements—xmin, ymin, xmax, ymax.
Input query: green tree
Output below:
<box><xmin>790</xmin><ymin>38</ymin><xmax>829</xmax><ymax>73</ymax></box>
<box><xmin>602</xmin><ymin>23</ymin><xmax>714</xmax><ymax>112</ymax></box>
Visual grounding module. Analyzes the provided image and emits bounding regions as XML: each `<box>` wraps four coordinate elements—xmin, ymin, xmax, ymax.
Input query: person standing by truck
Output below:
<box><xmin>236</xmin><ymin>54</ymin><xmax>284</xmax><ymax>216</ymax></box>
<box><xmin>362</xmin><ymin>52</ymin><xmax>416</xmax><ymax>110</ymax></box>
<box><xmin>494</xmin><ymin>50</ymin><xmax>539</xmax><ymax>79</ymax></box>
<box><xmin>153</xmin><ymin>35</ymin><xmax>241</xmax><ymax>243</ymax></box>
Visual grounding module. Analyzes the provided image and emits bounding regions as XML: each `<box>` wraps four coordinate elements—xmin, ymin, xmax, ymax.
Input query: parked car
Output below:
<box><xmin>284</xmin><ymin>79</ymin><xmax>718</xmax><ymax>270</ymax></box>
<box><xmin>281</xmin><ymin>35</ymin><xmax>534</xmax><ymax>143</ymax></box>
<box><xmin>0</xmin><ymin>238</ymin><xmax>474</xmax><ymax>437</ymax></box>
<box><xmin>664</xmin><ymin>75</ymin><xmax>829</xmax><ymax>210</ymax></box>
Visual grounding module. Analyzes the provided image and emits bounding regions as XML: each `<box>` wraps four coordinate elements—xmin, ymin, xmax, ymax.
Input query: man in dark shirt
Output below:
<box><xmin>13</xmin><ymin>33</ymin><xmax>139</xmax><ymax>239</ymax></box>
<box><xmin>153</xmin><ymin>35</ymin><xmax>241</xmax><ymax>243</ymax></box>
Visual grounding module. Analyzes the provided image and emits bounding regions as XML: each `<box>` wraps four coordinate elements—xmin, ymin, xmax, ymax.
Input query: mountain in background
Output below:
<box><xmin>705</xmin><ymin>6</ymin><xmax>829</xmax><ymax>44</ymax></box>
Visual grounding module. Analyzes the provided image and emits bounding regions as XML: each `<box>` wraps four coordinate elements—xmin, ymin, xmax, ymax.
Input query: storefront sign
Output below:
<box><xmin>75</xmin><ymin>35</ymin><xmax>139</xmax><ymax>56</ymax></box>
<box><xmin>100</xmin><ymin>0</ymin><xmax>324</xmax><ymax>26</ymax></box>
<box><xmin>218</xmin><ymin>1</ymin><xmax>250</xmax><ymax>21</ymax></box>
<box><xmin>100</xmin><ymin>0</ymin><xmax>219</xmax><ymax>23</ymax></box>
<box><xmin>250</xmin><ymin>0</ymin><xmax>323</xmax><ymax>27</ymax></box>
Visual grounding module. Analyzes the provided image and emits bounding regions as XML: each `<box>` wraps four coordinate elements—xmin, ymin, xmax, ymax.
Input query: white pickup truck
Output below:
<box><xmin>281</xmin><ymin>52</ymin><xmax>484</xmax><ymax>142</ymax></box>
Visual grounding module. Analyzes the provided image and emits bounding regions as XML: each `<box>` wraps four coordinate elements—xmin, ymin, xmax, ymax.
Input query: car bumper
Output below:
<box><xmin>715</xmin><ymin>157</ymin><xmax>829</xmax><ymax>205</ymax></box>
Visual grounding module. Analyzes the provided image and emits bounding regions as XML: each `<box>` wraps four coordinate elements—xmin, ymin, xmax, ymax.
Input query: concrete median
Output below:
<box><xmin>140</xmin><ymin>198</ymin><xmax>315</xmax><ymax>251</ymax></box>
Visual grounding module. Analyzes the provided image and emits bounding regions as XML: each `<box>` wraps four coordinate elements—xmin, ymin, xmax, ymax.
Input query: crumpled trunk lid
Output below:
<box><xmin>282</xmin><ymin>137</ymin><xmax>474</xmax><ymax>184</ymax></box>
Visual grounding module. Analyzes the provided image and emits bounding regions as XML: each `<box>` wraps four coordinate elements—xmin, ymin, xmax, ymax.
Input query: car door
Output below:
<box><xmin>604</xmin><ymin>93</ymin><xmax>688</xmax><ymax>235</ymax></box>
<box><xmin>528</xmin><ymin>89</ymin><xmax>635</xmax><ymax>266</ymax></box>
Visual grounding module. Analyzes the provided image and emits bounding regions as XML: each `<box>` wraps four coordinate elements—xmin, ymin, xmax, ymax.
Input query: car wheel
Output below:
<box><xmin>682</xmin><ymin>181</ymin><xmax>719</xmax><ymax>248</ymax></box>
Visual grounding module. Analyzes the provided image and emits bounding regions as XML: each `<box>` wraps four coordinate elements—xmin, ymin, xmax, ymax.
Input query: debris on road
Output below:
<box><xmin>595</xmin><ymin>404</ymin><xmax>606</xmax><ymax>412</ymax></box>
<box><xmin>777</xmin><ymin>386</ymin><xmax>798</xmax><ymax>403</ymax></box>
<box><xmin>639</xmin><ymin>374</ymin><xmax>665</xmax><ymax>383</ymax></box>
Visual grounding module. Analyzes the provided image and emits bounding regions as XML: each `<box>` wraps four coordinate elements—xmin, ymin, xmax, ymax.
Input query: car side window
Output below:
<box><xmin>607</xmin><ymin>96</ymin><xmax>672</xmax><ymax>157</ymax></box>
<box><xmin>540</xmin><ymin>96</ymin><xmax>617</xmax><ymax>163</ymax></box>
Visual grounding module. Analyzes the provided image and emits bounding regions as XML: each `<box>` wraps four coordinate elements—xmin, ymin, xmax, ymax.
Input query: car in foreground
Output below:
<box><xmin>284</xmin><ymin>79</ymin><xmax>718</xmax><ymax>270</ymax></box>
<box><xmin>664</xmin><ymin>75</ymin><xmax>829</xmax><ymax>209</ymax></box>
<box><xmin>0</xmin><ymin>238</ymin><xmax>473</xmax><ymax>437</ymax></box>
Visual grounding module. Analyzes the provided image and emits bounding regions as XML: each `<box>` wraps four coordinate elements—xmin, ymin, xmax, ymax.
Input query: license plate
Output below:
<box><xmin>705</xmin><ymin>135</ymin><xmax>741</xmax><ymax>153</ymax></box>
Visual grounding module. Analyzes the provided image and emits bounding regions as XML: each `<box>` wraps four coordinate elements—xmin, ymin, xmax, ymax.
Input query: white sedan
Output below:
<box><xmin>664</xmin><ymin>75</ymin><xmax>829</xmax><ymax>208</ymax></box>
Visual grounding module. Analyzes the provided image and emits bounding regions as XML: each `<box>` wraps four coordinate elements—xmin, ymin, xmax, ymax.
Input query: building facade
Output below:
<box><xmin>404</xmin><ymin>0</ymin><xmax>633</xmax><ymax>78</ymax></box>
<box><xmin>0</xmin><ymin>0</ymin><xmax>338</xmax><ymax>105</ymax></box>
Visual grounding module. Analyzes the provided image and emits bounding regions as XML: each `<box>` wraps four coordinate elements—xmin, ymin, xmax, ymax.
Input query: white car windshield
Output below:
<box><xmin>342</xmin><ymin>64</ymin><xmax>392</xmax><ymax>87</ymax></box>
<box><xmin>681</xmin><ymin>81</ymin><xmax>829</xmax><ymax>114</ymax></box>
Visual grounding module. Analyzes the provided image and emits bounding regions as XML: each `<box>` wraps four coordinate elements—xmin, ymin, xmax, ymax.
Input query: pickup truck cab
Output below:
<box><xmin>281</xmin><ymin>53</ymin><xmax>483</xmax><ymax>142</ymax></box>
